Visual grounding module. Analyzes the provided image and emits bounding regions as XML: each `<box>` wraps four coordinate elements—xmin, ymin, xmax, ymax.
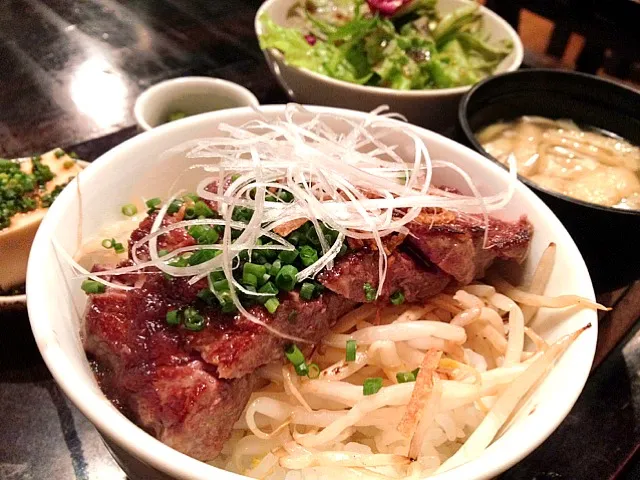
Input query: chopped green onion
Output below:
<box><xmin>243</xmin><ymin>272</ymin><xmax>258</xmax><ymax>288</ymax></box>
<box><xmin>187</xmin><ymin>249</ymin><xmax>219</xmax><ymax>266</ymax></box>
<box><xmin>264</xmin><ymin>297</ymin><xmax>280</xmax><ymax>314</ymax></box>
<box><xmin>184</xmin><ymin>206</ymin><xmax>196</xmax><ymax>219</ymax></box>
<box><xmin>412</xmin><ymin>367</ymin><xmax>420</xmax><ymax>377</ymax></box>
<box><xmin>287</xmin><ymin>230</ymin><xmax>302</xmax><ymax>246</ymax></box>
<box><xmin>275</xmin><ymin>265</ymin><xmax>298</xmax><ymax>291</ymax></box>
<box><xmin>346</xmin><ymin>340</ymin><xmax>357</xmax><ymax>362</ymax></box>
<box><xmin>169</xmin><ymin>256</ymin><xmax>188</xmax><ymax>267</ymax></box>
<box><xmin>166</xmin><ymin>309</ymin><xmax>181</xmax><ymax>326</ymax></box>
<box><xmin>209</xmin><ymin>271</ymin><xmax>225</xmax><ymax>282</ymax></box>
<box><xmin>363</xmin><ymin>282</ymin><xmax>376</xmax><ymax>302</ymax></box>
<box><xmin>287</xmin><ymin>310</ymin><xmax>298</xmax><ymax>324</ymax></box>
<box><xmin>299</xmin><ymin>282</ymin><xmax>315</xmax><ymax>301</ymax></box>
<box><xmin>299</xmin><ymin>245</ymin><xmax>318</xmax><ymax>267</ymax></box>
<box><xmin>158</xmin><ymin>249</ymin><xmax>169</xmax><ymax>257</ymax></box>
<box><xmin>308</xmin><ymin>363</ymin><xmax>320</xmax><ymax>379</ymax></box>
<box><xmin>183</xmin><ymin>307</ymin><xmax>205</xmax><ymax>331</ymax></box>
<box><xmin>285</xmin><ymin>344</ymin><xmax>305</xmax><ymax>366</ymax></box>
<box><xmin>69</xmin><ymin>151</ymin><xmax>79</xmax><ymax>159</ymax></box>
<box><xmin>145</xmin><ymin>197</ymin><xmax>161</xmax><ymax>209</ymax></box>
<box><xmin>278</xmin><ymin>248</ymin><xmax>299</xmax><ymax>264</ymax></box>
<box><xmin>243</xmin><ymin>262</ymin><xmax>267</xmax><ymax>279</ymax></box>
<box><xmin>363</xmin><ymin>377</ymin><xmax>383</xmax><ymax>396</ymax></box>
<box><xmin>217</xmin><ymin>291</ymin><xmax>237</xmax><ymax>313</ymax></box>
<box><xmin>269</xmin><ymin>259</ymin><xmax>282</xmax><ymax>276</ymax></box>
<box><xmin>258</xmin><ymin>281</ymin><xmax>278</xmax><ymax>297</ymax></box>
<box><xmin>295</xmin><ymin>362</ymin><xmax>309</xmax><ymax>376</ymax></box>
<box><xmin>121</xmin><ymin>204</ymin><xmax>137</xmax><ymax>216</ymax></box>
<box><xmin>167</xmin><ymin>199</ymin><xmax>183</xmax><ymax>214</ymax></box>
<box><xmin>54</xmin><ymin>149</ymin><xmax>65</xmax><ymax>158</ymax></box>
<box><xmin>63</xmin><ymin>160</ymin><xmax>75</xmax><ymax>169</ymax></box>
<box><xmin>197</xmin><ymin>288</ymin><xmax>216</xmax><ymax>305</ymax></box>
<box><xmin>279</xmin><ymin>190</ymin><xmax>294</xmax><ymax>203</ymax></box>
<box><xmin>231</xmin><ymin>173</ymin><xmax>241</xmax><ymax>182</ymax></box>
<box><xmin>101</xmin><ymin>238</ymin><xmax>114</xmax><ymax>249</ymax></box>
<box><xmin>212</xmin><ymin>279</ymin><xmax>230</xmax><ymax>292</ymax></box>
<box><xmin>396</xmin><ymin>371</ymin><xmax>417</xmax><ymax>383</ymax></box>
<box><xmin>183</xmin><ymin>193</ymin><xmax>199</xmax><ymax>202</ymax></box>
<box><xmin>390</xmin><ymin>291</ymin><xmax>405</xmax><ymax>305</ymax></box>
<box><xmin>113</xmin><ymin>242</ymin><xmax>125</xmax><ymax>254</ymax></box>
<box><xmin>260</xmin><ymin>273</ymin><xmax>271</xmax><ymax>286</ymax></box>
<box><xmin>193</xmin><ymin>201</ymin><xmax>214</xmax><ymax>218</ymax></box>
<box><xmin>81</xmin><ymin>279</ymin><xmax>105</xmax><ymax>294</ymax></box>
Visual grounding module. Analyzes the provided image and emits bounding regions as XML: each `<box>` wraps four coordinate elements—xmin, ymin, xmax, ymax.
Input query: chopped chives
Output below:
<box><xmin>183</xmin><ymin>307</ymin><xmax>205</xmax><ymax>331</ymax></box>
<box><xmin>299</xmin><ymin>245</ymin><xmax>318</xmax><ymax>267</ymax></box>
<box><xmin>285</xmin><ymin>344</ymin><xmax>305</xmax><ymax>366</ymax></box>
<box><xmin>275</xmin><ymin>265</ymin><xmax>298</xmax><ymax>291</ymax></box>
<box><xmin>294</xmin><ymin>362</ymin><xmax>309</xmax><ymax>377</ymax></box>
<box><xmin>307</xmin><ymin>363</ymin><xmax>320</xmax><ymax>379</ymax></box>
<box><xmin>243</xmin><ymin>262</ymin><xmax>267</xmax><ymax>279</ymax></box>
<box><xmin>269</xmin><ymin>259</ymin><xmax>282</xmax><ymax>276</ymax></box>
<box><xmin>363</xmin><ymin>377</ymin><xmax>383</xmax><ymax>396</ymax></box>
<box><xmin>278</xmin><ymin>248</ymin><xmax>298</xmax><ymax>264</ymax></box>
<box><xmin>243</xmin><ymin>272</ymin><xmax>258</xmax><ymax>288</ymax></box>
<box><xmin>121</xmin><ymin>204</ymin><xmax>137</xmax><ymax>216</ymax></box>
<box><xmin>113</xmin><ymin>242</ymin><xmax>125</xmax><ymax>254</ymax></box>
<box><xmin>193</xmin><ymin>200</ymin><xmax>214</xmax><ymax>218</ymax></box>
<box><xmin>183</xmin><ymin>193</ymin><xmax>199</xmax><ymax>202</ymax></box>
<box><xmin>258</xmin><ymin>281</ymin><xmax>278</xmax><ymax>296</ymax></box>
<box><xmin>145</xmin><ymin>197</ymin><xmax>162</xmax><ymax>209</ymax></box>
<box><xmin>101</xmin><ymin>238</ymin><xmax>114</xmax><ymax>249</ymax></box>
<box><xmin>390</xmin><ymin>290</ymin><xmax>405</xmax><ymax>305</ymax></box>
<box><xmin>396</xmin><ymin>371</ymin><xmax>416</xmax><ymax>383</ymax></box>
<box><xmin>167</xmin><ymin>199</ymin><xmax>183</xmax><ymax>214</ymax></box>
<box><xmin>166</xmin><ymin>309</ymin><xmax>181</xmax><ymax>326</ymax></box>
<box><xmin>81</xmin><ymin>279</ymin><xmax>105</xmax><ymax>294</ymax></box>
<box><xmin>363</xmin><ymin>282</ymin><xmax>376</xmax><ymax>302</ymax></box>
<box><xmin>346</xmin><ymin>340</ymin><xmax>357</xmax><ymax>362</ymax></box>
<box><xmin>299</xmin><ymin>282</ymin><xmax>315</xmax><ymax>301</ymax></box>
<box><xmin>264</xmin><ymin>297</ymin><xmax>280</xmax><ymax>313</ymax></box>
<box><xmin>187</xmin><ymin>249</ymin><xmax>218</xmax><ymax>266</ymax></box>
<box><xmin>212</xmin><ymin>279</ymin><xmax>230</xmax><ymax>292</ymax></box>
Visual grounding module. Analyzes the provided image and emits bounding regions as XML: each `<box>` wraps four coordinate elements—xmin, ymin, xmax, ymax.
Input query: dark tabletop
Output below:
<box><xmin>1</xmin><ymin>1</ymin><xmax>639</xmax><ymax>479</ymax></box>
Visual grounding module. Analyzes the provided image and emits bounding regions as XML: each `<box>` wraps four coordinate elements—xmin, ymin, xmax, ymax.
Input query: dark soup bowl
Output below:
<box><xmin>456</xmin><ymin>69</ymin><xmax>640</xmax><ymax>292</ymax></box>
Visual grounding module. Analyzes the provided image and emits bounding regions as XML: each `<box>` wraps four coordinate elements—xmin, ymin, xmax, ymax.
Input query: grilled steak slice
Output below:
<box><xmin>184</xmin><ymin>292</ymin><xmax>356</xmax><ymax>379</ymax></box>
<box><xmin>84</xmin><ymin>275</ymin><xmax>355</xmax><ymax>458</ymax></box>
<box><xmin>318</xmin><ymin>250</ymin><xmax>450</xmax><ymax>303</ymax></box>
<box><xmin>405</xmin><ymin>211</ymin><xmax>533</xmax><ymax>284</ymax></box>
<box><xmin>84</xmin><ymin>286</ymin><xmax>254</xmax><ymax>461</ymax></box>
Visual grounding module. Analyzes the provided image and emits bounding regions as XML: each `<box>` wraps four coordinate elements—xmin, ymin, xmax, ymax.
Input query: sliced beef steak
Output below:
<box><xmin>185</xmin><ymin>291</ymin><xmax>356</xmax><ymax>379</ymax></box>
<box><xmin>84</xmin><ymin>275</ymin><xmax>354</xmax><ymax>459</ymax></box>
<box><xmin>318</xmin><ymin>250</ymin><xmax>450</xmax><ymax>303</ymax></box>
<box><xmin>405</xmin><ymin>211</ymin><xmax>533</xmax><ymax>284</ymax></box>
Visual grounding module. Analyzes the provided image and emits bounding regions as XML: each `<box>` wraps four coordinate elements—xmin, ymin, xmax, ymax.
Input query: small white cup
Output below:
<box><xmin>134</xmin><ymin>77</ymin><xmax>260</xmax><ymax>131</ymax></box>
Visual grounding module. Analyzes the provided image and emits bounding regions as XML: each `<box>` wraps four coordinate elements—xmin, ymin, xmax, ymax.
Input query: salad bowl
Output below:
<box><xmin>255</xmin><ymin>0</ymin><xmax>523</xmax><ymax>133</ymax></box>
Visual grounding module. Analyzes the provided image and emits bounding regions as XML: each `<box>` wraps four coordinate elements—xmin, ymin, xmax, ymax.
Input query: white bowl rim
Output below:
<box><xmin>254</xmin><ymin>0</ymin><xmax>524</xmax><ymax>98</ymax></box>
<box><xmin>27</xmin><ymin>104</ymin><xmax>596</xmax><ymax>480</ymax></box>
<box><xmin>134</xmin><ymin>76</ymin><xmax>260</xmax><ymax>131</ymax></box>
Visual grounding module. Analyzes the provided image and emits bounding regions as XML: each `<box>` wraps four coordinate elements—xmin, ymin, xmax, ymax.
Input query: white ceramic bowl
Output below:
<box><xmin>255</xmin><ymin>0</ymin><xmax>523</xmax><ymax>132</ymax></box>
<box><xmin>27</xmin><ymin>105</ymin><xmax>596</xmax><ymax>480</ymax></box>
<box><xmin>134</xmin><ymin>77</ymin><xmax>260</xmax><ymax>131</ymax></box>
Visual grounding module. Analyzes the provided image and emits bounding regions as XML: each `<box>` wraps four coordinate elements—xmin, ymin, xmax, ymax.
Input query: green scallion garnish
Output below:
<box><xmin>183</xmin><ymin>307</ymin><xmax>205</xmax><ymax>331</ymax></box>
<box><xmin>264</xmin><ymin>297</ymin><xmax>280</xmax><ymax>313</ymax></box>
<box><xmin>299</xmin><ymin>245</ymin><xmax>318</xmax><ymax>267</ymax></box>
<box><xmin>363</xmin><ymin>377</ymin><xmax>383</xmax><ymax>396</ymax></box>
<box><xmin>299</xmin><ymin>282</ymin><xmax>315</xmax><ymax>301</ymax></box>
<box><xmin>193</xmin><ymin>200</ymin><xmax>214</xmax><ymax>218</ymax></box>
<box><xmin>278</xmin><ymin>248</ymin><xmax>299</xmax><ymax>264</ymax></box>
<box><xmin>395</xmin><ymin>371</ymin><xmax>417</xmax><ymax>383</ymax></box>
<box><xmin>363</xmin><ymin>282</ymin><xmax>376</xmax><ymax>302</ymax></box>
<box><xmin>81</xmin><ymin>279</ymin><xmax>105</xmax><ymax>294</ymax></box>
<box><xmin>54</xmin><ymin>149</ymin><xmax>65</xmax><ymax>158</ymax></box>
<box><xmin>390</xmin><ymin>290</ymin><xmax>405</xmax><ymax>305</ymax></box>
<box><xmin>346</xmin><ymin>339</ymin><xmax>357</xmax><ymax>362</ymax></box>
<box><xmin>294</xmin><ymin>362</ymin><xmax>309</xmax><ymax>376</ymax></box>
<box><xmin>275</xmin><ymin>265</ymin><xmax>298</xmax><ymax>291</ymax></box>
<box><xmin>167</xmin><ymin>199</ymin><xmax>183</xmax><ymax>214</ymax></box>
<box><xmin>243</xmin><ymin>272</ymin><xmax>259</xmax><ymax>288</ymax></box>
<box><xmin>121</xmin><ymin>204</ymin><xmax>137</xmax><ymax>216</ymax></box>
<box><xmin>101</xmin><ymin>238</ymin><xmax>114</xmax><ymax>249</ymax></box>
<box><xmin>308</xmin><ymin>363</ymin><xmax>320</xmax><ymax>379</ymax></box>
<box><xmin>285</xmin><ymin>344</ymin><xmax>305</xmax><ymax>366</ymax></box>
<box><xmin>145</xmin><ymin>197</ymin><xmax>162</xmax><ymax>209</ymax></box>
<box><xmin>166</xmin><ymin>309</ymin><xmax>181</xmax><ymax>326</ymax></box>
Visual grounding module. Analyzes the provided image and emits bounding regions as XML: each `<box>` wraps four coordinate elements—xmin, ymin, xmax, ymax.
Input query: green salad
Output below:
<box><xmin>259</xmin><ymin>0</ymin><xmax>513</xmax><ymax>90</ymax></box>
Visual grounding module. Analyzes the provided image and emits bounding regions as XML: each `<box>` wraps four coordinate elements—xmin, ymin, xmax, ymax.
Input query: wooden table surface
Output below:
<box><xmin>1</xmin><ymin>1</ymin><xmax>639</xmax><ymax>479</ymax></box>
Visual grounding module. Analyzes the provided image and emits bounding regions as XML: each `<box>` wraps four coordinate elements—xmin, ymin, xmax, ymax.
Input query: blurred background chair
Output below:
<box><xmin>485</xmin><ymin>0</ymin><xmax>640</xmax><ymax>84</ymax></box>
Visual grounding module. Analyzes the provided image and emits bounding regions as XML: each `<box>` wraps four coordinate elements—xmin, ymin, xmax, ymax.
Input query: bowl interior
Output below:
<box><xmin>136</xmin><ymin>78</ymin><xmax>259</xmax><ymax>130</ymax></box>
<box><xmin>27</xmin><ymin>105</ymin><xmax>597</xmax><ymax>480</ymax></box>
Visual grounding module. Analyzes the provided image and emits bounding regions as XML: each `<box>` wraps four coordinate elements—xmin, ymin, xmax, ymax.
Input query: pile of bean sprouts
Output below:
<box><xmin>70</xmin><ymin>105</ymin><xmax>517</xmax><ymax>342</ymax></box>
<box><xmin>211</xmin><ymin>243</ymin><xmax>605</xmax><ymax>479</ymax></box>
